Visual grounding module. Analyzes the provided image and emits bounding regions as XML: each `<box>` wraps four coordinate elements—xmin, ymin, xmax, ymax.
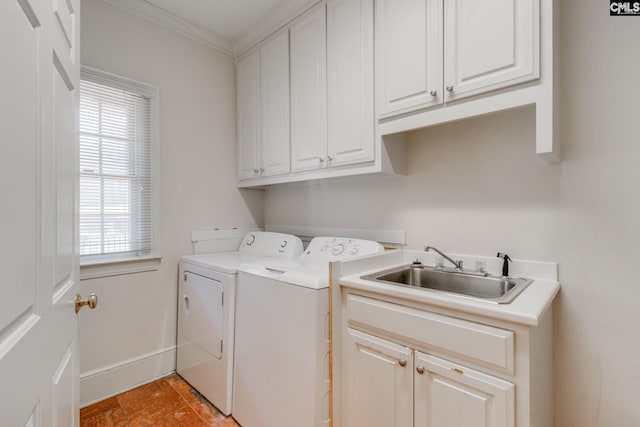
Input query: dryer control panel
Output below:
<box><xmin>238</xmin><ymin>232</ymin><xmax>303</xmax><ymax>259</ymax></box>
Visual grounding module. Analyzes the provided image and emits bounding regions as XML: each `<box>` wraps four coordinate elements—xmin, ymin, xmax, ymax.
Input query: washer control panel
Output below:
<box><xmin>300</xmin><ymin>237</ymin><xmax>384</xmax><ymax>266</ymax></box>
<box><xmin>239</xmin><ymin>232</ymin><xmax>303</xmax><ymax>258</ymax></box>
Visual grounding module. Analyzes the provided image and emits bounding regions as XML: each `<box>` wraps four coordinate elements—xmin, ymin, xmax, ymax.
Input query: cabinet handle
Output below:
<box><xmin>259</xmin><ymin>167</ymin><xmax>264</xmax><ymax>173</ymax></box>
<box><xmin>253</xmin><ymin>169</ymin><xmax>259</xmax><ymax>174</ymax></box>
<box><xmin>398</xmin><ymin>359</ymin><xmax>407</xmax><ymax>367</ymax></box>
<box><xmin>326</xmin><ymin>156</ymin><xmax>333</xmax><ymax>162</ymax></box>
<box><xmin>446</xmin><ymin>85</ymin><xmax>454</xmax><ymax>92</ymax></box>
<box><xmin>318</xmin><ymin>157</ymin><xmax>324</xmax><ymax>163</ymax></box>
<box><xmin>416</xmin><ymin>366</ymin><xmax>425</xmax><ymax>375</ymax></box>
<box><xmin>430</xmin><ymin>90</ymin><xmax>437</xmax><ymax>97</ymax></box>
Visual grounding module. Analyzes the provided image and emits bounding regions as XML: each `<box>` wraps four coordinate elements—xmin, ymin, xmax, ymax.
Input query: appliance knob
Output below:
<box><xmin>331</xmin><ymin>243</ymin><xmax>345</xmax><ymax>256</ymax></box>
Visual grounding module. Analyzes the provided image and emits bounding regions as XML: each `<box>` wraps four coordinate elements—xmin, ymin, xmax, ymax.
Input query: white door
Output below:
<box><xmin>236</xmin><ymin>49</ymin><xmax>261</xmax><ymax>180</ymax></box>
<box><xmin>0</xmin><ymin>0</ymin><xmax>82</xmax><ymax>425</ymax></box>
<box><xmin>376</xmin><ymin>0</ymin><xmax>443</xmax><ymax>117</ymax></box>
<box><xmin>290</xmin><ymin>4</ymin><xmax>328</xmax><ymax>173</ymax></box>
<box><xmin>260</xmin><ymin>29</ymin><xmax>291</xmax><ymax>177</ymax></box>
<box><xmin>414</xmin><ymin>352</ymin><xmax>515</xmax><ymax>427</ymax></box>
<box><xmin>344</xmin><ymin>329</ymin><xmax>413</xmax><ymax>427</ymax></box>
<box><xmin>443</xmin><ymin>0</ymin><xmax>539</xmax><ymax>101</ymax></box>
<box><xmin>327</xmin><ymin>0</ymin><xmax>375</xmax><ymax>167</ymax></box>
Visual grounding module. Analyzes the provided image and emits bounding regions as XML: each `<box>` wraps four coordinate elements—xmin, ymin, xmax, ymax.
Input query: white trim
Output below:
<box><xmin>232</xmin><ymin>0</ymin><xmax>322</xmax><ymax>56</ymax></box>
<box><xmin>80</xmin><ymin>256</ymin><xmax>162</xmax><ymax>280</ymax></box>
<box><xmin>265</xmin><ymin>225</ymin><xmax>406</xmax><ymax>246</ymax></box>
<box><xmin>80</xmin><ymin>346</ymin><xmax>176</xmax><ymax>407</ymax></box>
<box><xmin>102</xmin><ymin>0</ymin><xmax>234</xmax><ymax>55</ymax></box>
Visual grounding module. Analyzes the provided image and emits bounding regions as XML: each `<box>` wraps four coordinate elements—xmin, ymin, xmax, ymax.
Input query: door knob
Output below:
<box><xmin>75</xmin><ymin>293</ymin><xmax>98</xmax><ymax>313</ymax></box>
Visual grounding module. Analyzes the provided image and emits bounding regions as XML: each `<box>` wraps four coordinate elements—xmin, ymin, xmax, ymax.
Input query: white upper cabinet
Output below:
<box><xmin>237</xmin><ymin>30</ymin><xmax>290</xmax><ymax>181</ymax></box>
<box><xmin>376</xmin><ymin>0</ymin><xmax>540</xmax><ymax>117</ymax></box>
<box><xmin>259</xmin><ymin>30</ymin><xmax>291</xmax><ymax>177</ymax></box>
<box><xmin>327</xmin><ymin>0</ymin><xmax>375</xmax><ymax>167</ymax></box>
<box><xmin>237</xmin><ymin>49</ymin><xmax>261</xmax><ymax>180</ymax></box>
<box><xmin>376</xmin><ymin>0</ymin><xmax>443</xmax><ymax>118</ymax></box>
<box><xmin>444</xmin><ymin>0</ymin><xmax>539</xmax><ymax>101</ymax></box>
<box><xmin>290</xmin><ymin>5</ymin><xmax>328</xmax><ymax>173</ymax></box>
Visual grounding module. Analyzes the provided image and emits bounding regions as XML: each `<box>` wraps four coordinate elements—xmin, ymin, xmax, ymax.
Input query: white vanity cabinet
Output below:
<box><xmin>337</xmin><ymin>290</ymin><xmax>552</xmax><ymax>427</ymax></box>
<box><xmin>345</xmin><ymin>328</ymin><xmax>413</xmax><ymax>427</ymax></box>
<box><xmin>414</xmin><ymin>352</ymin><xmax>515</xmax><ymax>427</ymax></box>
<box><xmin>236</xmin><ymin>30</ymin><xmax>290</xmax><ymax>181</ymax></box>
<box><xmin>345</xmin><ymin>326</ymin><xmax>515</xmax><ymax>427</ymax></box>
<box><xmin>376</xmin><ymin>0</ymin><xmax>540</xmax><ymax>118</ymax></box>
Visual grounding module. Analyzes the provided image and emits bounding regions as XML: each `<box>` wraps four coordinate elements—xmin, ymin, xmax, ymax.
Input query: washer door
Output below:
<box><xmin>182</xmin><ymin>272</ymin><xmax>224</xmax><ymax>359</ymax></box>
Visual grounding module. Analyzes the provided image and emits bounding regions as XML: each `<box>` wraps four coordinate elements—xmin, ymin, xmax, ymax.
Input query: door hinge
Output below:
<box><xmin>220</xmin><ymin>340</ymin><xmax>223</xmax><ymax>354</ymax></box>
<box><xmin>222</xmin><ymin>293</ymin><xmax>224</xmax><ymax>306</ymax></box>
<box><xmin>184</xmin><ymin>273</ymin><xmax>187</xmax><ymax>282</ymax></box>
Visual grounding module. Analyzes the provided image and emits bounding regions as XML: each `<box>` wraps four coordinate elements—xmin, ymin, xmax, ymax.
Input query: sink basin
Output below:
<box><xmin>361</xmin><ymin>265</ymin><xmax>532</xmax><ymax>304</ymax></box>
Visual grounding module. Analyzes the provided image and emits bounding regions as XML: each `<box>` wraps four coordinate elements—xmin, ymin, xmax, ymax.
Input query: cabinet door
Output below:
<box><xmin>260</xmin><ymin>30</ymin><xmax>291</xmax><ymax>177</ymax></box>
<box><xmin>327</xmin><ymin>0</ymin><xmax>375</xmax><ymax>167</ymax></box>
<box><xmin>236</xmin><ymin>49</ymin><xmax>261</xmax><ymax>180</ymax></box>
<box><xmin>345</xmin><ymin>329</ymin><xmax>413</xmax><ymax>427</ymax></box>
<box><xmin>444</xmin><ymin>0</ymin><xmax>539</xmax><ymax>101</ymax></box>
<box><xmin>414</xmin><ymin>352</ymin><xmax>515</xmax><ymax>427</ymax></box>
<box><xmin>376</xmin><ymin>0</ymin><xmax>443</xmax><ymax>118</ymax></box>
<box><xmin>291</xmin><ymin>5</ymin><xmax>327</xmax><ymax>173</ymax></box>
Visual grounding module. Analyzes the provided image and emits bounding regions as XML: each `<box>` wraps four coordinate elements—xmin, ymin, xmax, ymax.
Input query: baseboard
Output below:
<box><xmin>80</xmin><ymin>346</ymin><xmax>176</xmax><ymax>408</ymax></box>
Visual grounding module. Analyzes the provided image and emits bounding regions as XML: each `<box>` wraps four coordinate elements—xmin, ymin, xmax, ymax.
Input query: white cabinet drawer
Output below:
<box><xmin>346</xmin><ymin>293</ymin><xmax>514</xmax><ymax>373</ymax></box>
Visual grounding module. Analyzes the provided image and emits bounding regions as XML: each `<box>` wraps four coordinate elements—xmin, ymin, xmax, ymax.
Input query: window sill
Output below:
<box><xmin>80</xmin><ymin>255</ymin><xmax>163</xmax><ymax>280</ymax></box>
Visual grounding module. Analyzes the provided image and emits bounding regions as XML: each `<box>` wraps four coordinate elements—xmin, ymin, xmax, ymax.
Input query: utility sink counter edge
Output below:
<box><xmin>338</xmin><ymin>248</ymin><xmax>560</xmax><ymax>327</ymax></box>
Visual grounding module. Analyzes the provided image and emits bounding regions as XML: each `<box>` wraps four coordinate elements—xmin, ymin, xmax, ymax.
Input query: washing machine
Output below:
<box><xmin>177</xmin><ymin>231</ymin><xmax>303</xmax><ymax>415</ymax></box>
<box><xmin>232</xmin><ymin>237</ymin><xmax>384</xmax><ymax>427</ymax></box>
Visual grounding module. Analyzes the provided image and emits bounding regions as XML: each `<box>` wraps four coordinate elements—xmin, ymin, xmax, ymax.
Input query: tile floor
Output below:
<box><xmin>80</xmin><ymin>374</ymin><xmax>240</xmax><ymax>426</ymax></box>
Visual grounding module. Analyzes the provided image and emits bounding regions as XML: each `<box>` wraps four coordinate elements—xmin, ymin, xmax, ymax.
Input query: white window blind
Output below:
<box><xmin>79</xmin><ymin>69</ymin><xmax>155</xmax><ymax>261</ymax></box>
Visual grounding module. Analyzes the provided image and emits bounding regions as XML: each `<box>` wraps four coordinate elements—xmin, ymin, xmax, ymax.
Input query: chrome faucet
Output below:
<box><xmin>424</xmin><ymin>246</ymin><xmax>463</xmax><ymax>271</ymax></box>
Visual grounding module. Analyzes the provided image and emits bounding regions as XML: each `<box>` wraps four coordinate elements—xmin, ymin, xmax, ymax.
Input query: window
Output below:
<box><xmin>79</xmin><ymin>67</ymin><xmax>158</xmax><ymax>266</ymax></box>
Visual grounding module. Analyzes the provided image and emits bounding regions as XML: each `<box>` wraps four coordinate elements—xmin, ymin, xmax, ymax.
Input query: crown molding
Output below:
<box><xmin>103</xmin><ymin>0</ymin><xmax>234</xmax><ymax>55</ymax></box>
<box><xmin>232</xmin><ymin>0</ymin><xmax>321</xmax><ymax>57</ymax></box>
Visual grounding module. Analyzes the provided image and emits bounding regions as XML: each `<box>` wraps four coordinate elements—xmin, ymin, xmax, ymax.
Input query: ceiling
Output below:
<box><xmin>144</xmin><ymin>0</ymin><xmax>301</xmax><ymax>41</ymax></box>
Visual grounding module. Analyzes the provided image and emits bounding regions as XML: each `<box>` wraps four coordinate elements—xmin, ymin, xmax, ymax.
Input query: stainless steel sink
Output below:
<box><xmin>361</xmin><ymin>264</ymin><xmax>532</xmax><ymax>304</ymax></box>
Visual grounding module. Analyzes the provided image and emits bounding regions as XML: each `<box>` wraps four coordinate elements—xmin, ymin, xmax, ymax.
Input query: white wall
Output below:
<box><xmin>265</xmin><ymin>1</ymin><xmax>640</xmax><ymax>425</ymax></box>
<box><xmin>78</xmin><ymin>0</ymin><xmax>263</xmax><ymax>405</ymax></box>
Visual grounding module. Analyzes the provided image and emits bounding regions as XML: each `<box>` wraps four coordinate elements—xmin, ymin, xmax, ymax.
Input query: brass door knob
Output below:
<box><xmin>75</xmin><ymin>293</ymin><xmax>98</xmax><ymax>313</ymax></box>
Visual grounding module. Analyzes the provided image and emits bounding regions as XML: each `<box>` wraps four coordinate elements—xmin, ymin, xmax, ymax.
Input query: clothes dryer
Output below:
<box><xmin>177</xmin><ymin>231</ymin><xmax>303</xmax><ymax>415</ymax></box>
